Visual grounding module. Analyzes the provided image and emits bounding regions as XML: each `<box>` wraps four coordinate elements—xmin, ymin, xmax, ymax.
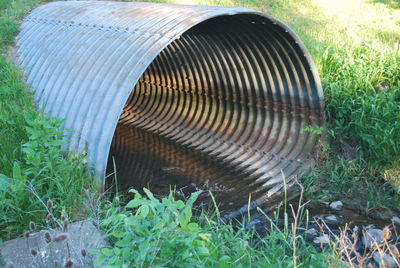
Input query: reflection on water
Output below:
<box><xmin>106</xmin><ymin>124</ymin><xmax>399</xmax><ymax>233</ymax></box>
<box><xmin>106</xmin><ymin>123</ymin><xmax>268</xmax><ymax>213</ymax></box>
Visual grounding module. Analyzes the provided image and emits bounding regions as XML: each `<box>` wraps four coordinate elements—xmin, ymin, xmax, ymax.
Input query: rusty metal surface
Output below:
<box><xmin>15</xmin><ymin>1</ymin><xmax>324</xmax><ymax>208</ymax></box>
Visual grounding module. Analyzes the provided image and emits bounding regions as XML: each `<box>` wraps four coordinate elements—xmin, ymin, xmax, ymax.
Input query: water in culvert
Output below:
<box><xmin>106</xmin><ymin>123</ymin><xmax>266</xmax><ymax>213</ymax></box>
<box><xmin>106</xmin><ymin>123</ymin><xmax>399</xmax><ymax>234</ymax></box>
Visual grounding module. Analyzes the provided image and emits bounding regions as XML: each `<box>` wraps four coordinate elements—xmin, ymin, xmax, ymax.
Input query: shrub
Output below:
<box><xmin>322</xmin><ymin>42</ymin><xmax>400</xmax><ymax>164</ymax></box>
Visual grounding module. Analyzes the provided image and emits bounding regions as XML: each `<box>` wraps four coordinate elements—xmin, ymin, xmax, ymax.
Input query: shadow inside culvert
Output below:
<box><xmin>106</xmin><ymin>123</ymin><xmax>267</xmax><ymax>213</ymax></box>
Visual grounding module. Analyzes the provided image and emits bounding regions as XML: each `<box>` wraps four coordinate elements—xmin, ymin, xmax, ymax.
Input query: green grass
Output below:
<box><xmin>95</xmin><ymin>190</ymin><xmax>334</xmax><ymax>267</ymax></box>
<box><xmin>0</xmin><ymin>0</ymin><xmax>399</xmax><ymax>266</ymax></box>
<box><xmin>0</xmin><ymin>0</ymin><xmax>91</xmax><ymax>240</ymax></box>
<box><xmin>302</xmin><ymin>156</ymin><xmax>400</xmax><ymax>212</ymax></box>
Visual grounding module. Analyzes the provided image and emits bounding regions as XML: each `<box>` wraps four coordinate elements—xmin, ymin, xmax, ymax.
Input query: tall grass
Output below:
<box><xmin>322</xmin><ymin>42</ymin><xmax>400</xmax><ymax>164</ymax></box>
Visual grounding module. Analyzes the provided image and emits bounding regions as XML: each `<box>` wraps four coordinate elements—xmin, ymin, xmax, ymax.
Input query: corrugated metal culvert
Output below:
<box><xmin>15</xmin><ymin>1</ymin><xmax>325</xmax><ymax>212</ymax></box>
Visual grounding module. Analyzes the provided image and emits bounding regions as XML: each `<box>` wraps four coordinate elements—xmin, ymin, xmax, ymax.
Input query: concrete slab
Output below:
<box><xmin>0</xmin><ymin>220</ymin><xmax>108</xmax><ymax>267</ymax></box>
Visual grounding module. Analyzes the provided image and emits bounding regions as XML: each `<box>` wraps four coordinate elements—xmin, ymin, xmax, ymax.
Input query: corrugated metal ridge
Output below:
<box><xmin>15</xmin><ymin>1</ymin><xmax>324</xmax><ymax>208</ymax></box>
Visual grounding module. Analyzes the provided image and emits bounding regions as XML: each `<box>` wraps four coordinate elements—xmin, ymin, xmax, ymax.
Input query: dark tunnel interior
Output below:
<box><xmin>106</xmin><ymin>14</ymin><xmax>323</xmax><ymax>211</ymax></box>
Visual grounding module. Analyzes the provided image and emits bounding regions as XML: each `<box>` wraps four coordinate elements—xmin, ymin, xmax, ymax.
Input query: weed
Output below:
<box><xmin>94</xmin><ymin>189</ymin><xmax>210</xmax><ymax>267</ymax></box>
<box><xmin>0</xmin><ymin>0</ymin><xmax>91</xmax><ymax>240</ymax></box>
<box><xmin>0</xmin><ymin>114</ymin><xmax>91</xmax><ymax>239</ymax></box>
<box><xmin>302</xmin><ymin>156</ymin><xmax>400</xmax><ymax>212</ymax></box>
<box><xmin>323</xmin><ymin>43</ymin><xmax>400</xmax><ymax>164</ymax></box>
<box><xmin>0</xmin><ymin>0</ymin><xmax>399</xmax><ymax>267</ymax></box>
<box><xmin>12</xmin><ymin>196</ymin><xmax>96</xmax><ymax>268</ymax></box>
<box><xmin>96</xmin><ymin>186</ymin><xmax>332</xmax><ymax>267</ymax></box>
<box><xmin>326</xmin><ymin>223</ymin><xmax>400</xmax><ymax>267</ymax></box>
<box><xmin>304</xmin><ymin>125</ymin><xmax>325</xmax><ymax>135</ymax></box>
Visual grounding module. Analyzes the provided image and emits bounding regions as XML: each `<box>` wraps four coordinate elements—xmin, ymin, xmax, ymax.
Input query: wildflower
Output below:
<box><xmin>44</xmin><ymin>231</ymin><xmax>52</xmax><ymax>243</ymax></box>
<box><xmin>31</xmin><ymin>249</ymin><xmax>38</xmax><ymax>256</ymax></box>
<box><xmin>47</xmin><ymin>213</ymin><xmax>53</xmax><ymax>221</ymax></box>
<box><xmin>64</xmin><ymin>259</ymin><xmax>74</xmax><ymax>268</ymax></box>
<box><xmin>29</xmin><ymin>221</ymin><xmax>36</xmax><ymax>231</ymax></box>
<box><xmin>54</xmin><ymin>233</ymin><xmax>69</xmax><ymax>242</ymax></box>
<box><xmin>46</xmin><ymin>200</ymin><xmax>53</xmax><ymax>209</ymax></box>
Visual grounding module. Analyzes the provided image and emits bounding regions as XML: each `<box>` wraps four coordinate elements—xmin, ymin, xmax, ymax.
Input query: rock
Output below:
<box><xmin>313</xmin><ymin>234</ymin><xmax>330</xmax><ymax>245</ymax></box>
<box><xmin>320</xmin><ymin>201</ymin><xmax>330</xmax><ymax>207</ymax></box>
<box><xmin>373</xmin><ymin>252</ymin><xmax>397</xmax><ymax>268</ymax></box>
<box><xmin>329</xmin><ymin>201</ymin><xmax>343</xmax><ymax>211</ymax></box>
<box><xmin>365</xmin><ymin>224</ymin><xmax>376</xmax><ymax>230</ymax></box>
<box><xmin>305</xmin><ymin>228</ymin><xmax>318</xmax><ymax>240</ymax></box>
<box><xmin>314</xmin><ymin>214</ymin><xmax>342</xmax><ymax>226</ymax></box>
<box><xmin>353</xmin><ymin>225</ymin><xmax>360</xmax><ymax>234</ymax></box>
<box><xmin>363</xmin><ymin>228</ymin><xmax>383</xmax><ymax>249</ymax></box>
<box><xmin>0</xmin><ymin>220</ymin><xmax>108</xmax><ymax>268</ymax></box>
<box><xmin>325</xmin><ymin>215</ymin><xmax>342</xmax><ymax>225</ymax></box>
<box><xmin>391</xmin><ymin>216</ymin><xmax>400</xmax><ymax>225</ymax></box>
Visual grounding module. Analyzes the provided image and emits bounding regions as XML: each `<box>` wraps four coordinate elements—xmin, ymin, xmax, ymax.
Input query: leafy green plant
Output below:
<box><xmin>0</xmin><ymin>115</ymin><xmax>91</xmax><ymax>239</ymax></box>
<box><xmin>304</xmin><ymin>125</ymin><xmax>325</xmax><ymax>135</ymax></box>
<box><xmin>96</xmin><ymin>187</ymin><xmax>333</xmax><ymax>267</ymax></box>
<box><xmin>95</xmin><ymin>189</ymin><xmax>210</xmax><ymax>267</ymax></box>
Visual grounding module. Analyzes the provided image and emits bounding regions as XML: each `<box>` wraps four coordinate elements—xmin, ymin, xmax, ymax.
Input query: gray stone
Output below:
<box><xmin>391</xmin><ymin>216</ymin><xmax>400</xmax><ymax>225</ymax></box>
<box><xmin>363</xmin><ymin>228</ymin><xmax>383</xmax><ymax>249</ymax></box>
<box><xmin>305</xmin><ymin>228</ymin><xmax>318</xmax><ymax>240</ymax></box>
<box><xmin>365</xmin><ymin>224</ymin><xmax>376</xmax><ymax>230</ymax></box>
<box><xmin>305</xmin><ymin>228</ymin><xmax>318</xmax><ymax>236</ymax></box>
<box><xmin>314</xmin><ymin>214</ymin><xmax>342</xmax><ymax>225</ymax></box>
<box><xmin>329</xmin><ymin>201</ymin><xmax>343</xmax><ymax>211</ymax></box>
<box><xmin>325</xmin><ymin>215</ymin><xmax>342</xmax><ymax>225</ymax></box>
<box><xmin>319</xmin><ymin>201</ymin><xmax>330</xmax><ymax>208</ymax></box>
<box><xmin>313</xmin><ymin>234</ymin><xmax>330</xmax><ymax>245</ymax></box>
<box><xmin>373</xmin><ymin>252</ymin><xmax>397</xmax><ymax>268</ymax></box>
<box><xmin>0</xmin><ymin>220</ymin><xmax>108</xmax><ymax>268</ymax></box>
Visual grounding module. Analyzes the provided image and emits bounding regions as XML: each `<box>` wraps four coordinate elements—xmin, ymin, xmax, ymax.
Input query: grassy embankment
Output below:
<box><xmin>0</xmin><ymin>0</ymin><xmax>399</xmax><ymax>266</ymax></box>
<box><xmin>0</xmin><ymin>0</ymin><xmax>91</xmax><ymax>240</ymax></box>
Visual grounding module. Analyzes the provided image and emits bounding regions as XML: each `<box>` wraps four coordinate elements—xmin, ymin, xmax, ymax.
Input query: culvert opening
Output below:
<box><xmin>105</xmin><ymin>14</ymin><xmax>324</xmax><ymax>211</ymax></box>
